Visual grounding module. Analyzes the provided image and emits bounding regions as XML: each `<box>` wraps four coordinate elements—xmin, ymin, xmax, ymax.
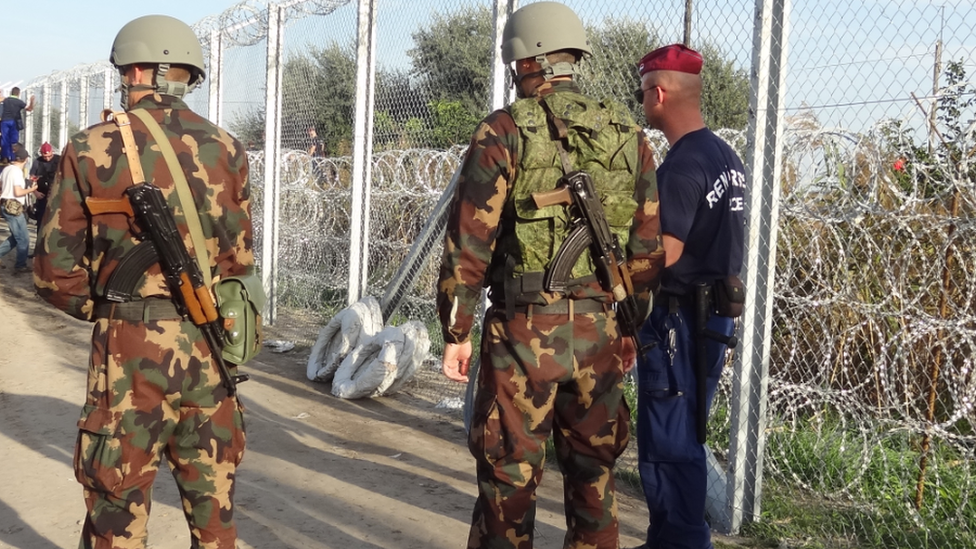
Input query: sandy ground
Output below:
<box><xmin>0</xmin><ymin>223</ymin><xmax>655</xmax><ymax>548</ymax></box>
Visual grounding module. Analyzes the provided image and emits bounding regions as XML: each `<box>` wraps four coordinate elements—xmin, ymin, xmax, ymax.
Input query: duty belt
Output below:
<box><xmin>493</xmin><ymin>298</ymin><xmax>609</xmax><ymax>320</ymax></box>
<box><xmin>93</xmin><ymin>297</ymin><xmax>183</xmax><ymax>322</ymax></box>
<box><xmin>654</xmin><ymin>291</ymin><xmax>696</xmax><ymax>309</ymax></box>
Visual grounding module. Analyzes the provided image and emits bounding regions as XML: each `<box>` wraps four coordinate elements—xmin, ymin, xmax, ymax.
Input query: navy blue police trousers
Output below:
<box><xmin>636</xmin><ymin>302</ymin><xmax>734</xmax><ymax>549</ymax></box>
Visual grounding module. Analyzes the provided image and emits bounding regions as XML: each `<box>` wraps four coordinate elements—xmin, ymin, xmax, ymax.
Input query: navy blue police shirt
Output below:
<box><xmin>1</xmin><ymin>97</ymin><xmax>26</xmax><ymax>121</ymax></box>
<box><xmin>658</xmin><ymin>127</ymin><xmax>746</xmax><ymax>295</ymax></box>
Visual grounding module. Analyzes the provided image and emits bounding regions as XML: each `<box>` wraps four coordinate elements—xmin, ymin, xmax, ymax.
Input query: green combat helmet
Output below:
<box><xmin>110</xmin><ymin>15</ymin><xmax>206</xmax><ymax>107</ymax></box>
<box><xmin>501</xmin><ymin>1</ymin><xmax>592</xmax><ymax>81</ymax></box>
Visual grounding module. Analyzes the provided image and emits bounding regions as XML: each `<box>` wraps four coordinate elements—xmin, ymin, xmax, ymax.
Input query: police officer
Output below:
<box><xmin>34</xmin><ymin>15</ymin><xmax>253</xmax><ymax>549</ymax></box>
<box><xmin>632</xmin><ymin>44</ymin><xmax>746</xmax><ymax>549</ymax></box>
<box><xmin>437</xmin><ymin>3</ymin><xmax>665</xmax><ymax>547</ymax></box>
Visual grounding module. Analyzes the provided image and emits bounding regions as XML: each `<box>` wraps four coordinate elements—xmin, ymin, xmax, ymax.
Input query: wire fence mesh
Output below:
<box><xmin>14</xmin><ymin>0</ymin><xmax>976</xmax><ymax>546</ymax></box>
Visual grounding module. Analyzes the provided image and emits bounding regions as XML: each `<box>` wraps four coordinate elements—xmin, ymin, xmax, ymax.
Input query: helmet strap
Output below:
<box><xmin>118</xmin><ymin>67</ymin><xmax>156</xmax><ymax>110</ymax></box>
<box><xmin>154</xmin><ymin>63</ymin><xmax>201</xmax><ymax>99</ymax></box>
<box><xmin>510</xmin><ymin>54</ymin><xmax>578</xmax><ymax>98</ymax></box>
<box><xmin>538</xmin><ymin>54</ymin><xmax>577</xmax><ymax>80</ymax></box>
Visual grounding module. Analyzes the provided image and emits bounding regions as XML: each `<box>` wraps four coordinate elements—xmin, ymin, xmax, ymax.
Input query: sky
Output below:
<box><xmin>0</xmin><ymin>0</ymin><xmax>221</xmax><ymax>91</ymax></box>
<box><xmin>7</xmin><ymin>0</ymin><xmax>976</xmax><ymax>139</ymax></box>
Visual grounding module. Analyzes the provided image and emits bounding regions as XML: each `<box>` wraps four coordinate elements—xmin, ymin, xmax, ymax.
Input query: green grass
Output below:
<box><xmin>745</xmin><ymin>414</ymin><xmax>976</xmax><ymax>549</ymax></box>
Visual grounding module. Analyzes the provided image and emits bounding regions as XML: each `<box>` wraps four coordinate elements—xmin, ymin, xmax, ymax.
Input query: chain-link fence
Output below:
<box><xmin>15</xmin><ymin>0</ymin><xmax>976</xmax><ymax>546</ymax></box>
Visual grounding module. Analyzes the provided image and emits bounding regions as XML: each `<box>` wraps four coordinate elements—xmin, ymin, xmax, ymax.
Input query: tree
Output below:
<box><xmin>881</xmin><ymin>59</ymin><xmax>976</xmax><ymax>198</ymax></box>
<box><xmin>698</xmin><ymin>43</ymin><xmax>750</xmax><ymax>130</ymax></box>
<box><xmin>297</xmin><ymin>42</ymin><xmax>358</xmax><ymax>155</ymax></box>
<box><xmin>373</xmin><ymin>68</ymin><xmax>432</xmax><ymax>150</ymax></box>
<box><xmin>407</xmin><ymin>5</ymin><xmax>493</xmax><ymax>119</ymax></box>
<box><xmin>579</xmin><ymin>17</ymin><xmax>660</xmax><ymax>122</ymax></box>
<box><xmin>582</xmin><ymin>18</ymin><xmax>749</xmax><ymax>130</ymax></box>
<box><xmin>229</xmin><ymin>108</ymin><xmax>265</xmax><ymax>151</ymax></box>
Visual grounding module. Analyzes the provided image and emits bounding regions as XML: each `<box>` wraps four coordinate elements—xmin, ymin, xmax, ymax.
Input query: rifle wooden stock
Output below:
<box><xmin>195</xmin><ymin>286</ymin><xmax>220</xmax><ymax>323</ymax></box>
<box><xmin>532</xmin><ymin>187</ymin><xmax>572</xmax><ymax>209</ymax></box>
<box><xmin>178</xmin><ymin>273</ymin><xmax>220</xmax><ymax>326</ymax></box>
<box><xmin>85</xmin><ymin>197</ymin><xmax>134</xmax><ymax>217</ymax></box>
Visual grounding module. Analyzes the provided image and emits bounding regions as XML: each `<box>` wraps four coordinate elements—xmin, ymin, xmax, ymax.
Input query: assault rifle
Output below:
<box><xmin>532</xmin><ymin>171</ymin><xmax>644</xmax><ymax>347</ymax></box>
<box><xmin>87</xmin><ymin>184</ymin><xmax>248</xmax><ymax>395</ymax></box>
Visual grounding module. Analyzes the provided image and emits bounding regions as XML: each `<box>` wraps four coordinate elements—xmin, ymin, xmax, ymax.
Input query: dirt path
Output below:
<box><xmin>0</xmin><ymin>231</ymin><xmax>652</xmax><ymax>548</ymax></box>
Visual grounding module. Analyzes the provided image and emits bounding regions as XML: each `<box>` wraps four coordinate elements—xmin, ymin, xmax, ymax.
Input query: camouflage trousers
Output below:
<box><xmin>467</xmin><ymin>306</ymin><xmax>631</xmax><ymax>549</ymax></box>
<box><xmin>75</xmin><ymin>317</ymin><xmax>246</xmax><ymax>549</ymax></box>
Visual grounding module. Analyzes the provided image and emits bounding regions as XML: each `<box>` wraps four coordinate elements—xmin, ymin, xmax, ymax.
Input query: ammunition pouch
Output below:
<box><xmin>213</xmin><ymin>274</ymin><xmax>266</xmax><ymax>365</ymax></box>
<box><xmin>101</xmin><ymin>244</ymin><xmax>266</xmax><ymax>365</ymax></box>
<box><xmin>489</xmin><ymin>255</ymin><xmax>599</xmax><ymax>320</ymax></box>
<box><xmin>712</xmin><ymin>275</ymin><xmax>745</xmax><ymax>318</ymax></box>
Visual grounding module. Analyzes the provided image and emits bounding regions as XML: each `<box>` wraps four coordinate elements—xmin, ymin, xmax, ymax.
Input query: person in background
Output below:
<box><xmin>632</xmin><ymin>44</ymin><xmax>747</xmax><ymax>549</ymax></box>
<box><xmin>306</xmin><ymin>126</ymin><xmax>326</xmax><ymax>157</ymax></box>
<box><xmin>0</xmin><ymin>88</ymin><xmax>35</xmax><ymax>163</ymax></box>
<box><xmin>437</xmin><ymin>2</ymin><xmax>665</xmax><ymax>547</ymax></box>
<box><xmin>29</xmin><ymin>142</ymin><xmax>59</xmax><ymax>225</ymax></box>
<box><xmin>0</xmin><ymin>147</ymin><xmax>38</xmax><ymax>273</ymax></box>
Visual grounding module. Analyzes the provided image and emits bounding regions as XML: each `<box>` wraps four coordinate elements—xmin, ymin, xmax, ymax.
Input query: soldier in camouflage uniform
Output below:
<box><xmin>33</xmin><ymin>15</ymin><xmax>252</xmax><ymax>549</ymax></box>
<box><xmin>437</xmin><ymin>3</ymin><xmax>665</xmax><ymax>548</ymax></box>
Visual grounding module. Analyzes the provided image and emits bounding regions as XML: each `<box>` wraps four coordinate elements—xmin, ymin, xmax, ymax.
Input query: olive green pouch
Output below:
<box><xmin>214</xmin><ymin>274</ymin><xmax>267</xmax><ymax>364</ymax></box>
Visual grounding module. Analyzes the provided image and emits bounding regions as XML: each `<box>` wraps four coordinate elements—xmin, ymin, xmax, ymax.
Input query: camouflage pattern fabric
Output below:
<box><xmin>77</xmin><ymin>318</ymin><xmax>246</xmax><ymax>548</ymax></box>
<box><xmin>437</xmin><ymin>80</ymin><xmax>664</xmax><ymax>345</ymax></box>
<box><xmin>469</xmin><ymin>307</ymin><xmax>631</xmax><ymax>549</ymax></box>
<box><xmin>33</xmin><ymin>93</ymin><xmax>253</xmax><ymax>549</ymax></box>
<box><xmin>437</xmin><ymin>80</ymin><xmax>665</xmax><ymax>548</ymax></box>
<box><xmin>506</xmin><ymin>91</ymin><xmax>640</xmax><ymax>279</ymax></box>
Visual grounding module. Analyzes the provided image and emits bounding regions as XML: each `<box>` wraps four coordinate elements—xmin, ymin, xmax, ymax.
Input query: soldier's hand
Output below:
<box><xmin>441</xmin><ymin>341</ymin><xmax>472</xmax><ymax>383</ymax></box>
<box><xmin>621</xmin><ymin>336</ymin><xmax>637</xmax><ymax>373</ymax></box>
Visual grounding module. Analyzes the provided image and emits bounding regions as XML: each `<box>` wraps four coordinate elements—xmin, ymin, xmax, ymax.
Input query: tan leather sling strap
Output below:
<box><xmin>100</xmin><ymin>108</ymin><xmax>213</xmax><ymax>290</ymax></box>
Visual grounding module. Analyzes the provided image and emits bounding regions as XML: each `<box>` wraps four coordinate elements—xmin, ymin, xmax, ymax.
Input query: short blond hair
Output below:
<box><xmin>133</xmin><ymin>63</ymin><xmax>193</xmax><ymax>84</ymax></box>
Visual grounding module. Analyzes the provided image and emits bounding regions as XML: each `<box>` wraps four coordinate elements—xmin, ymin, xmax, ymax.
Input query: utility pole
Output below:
<box><xmin>929</xmin><ymin>6</ymin><xmax>944</xmax><ymax>155</ymax></box>
<box><xmin>684</xmin><ymin>0</ymin><xmax>693</xmax><ymax>46</ymax></box>
<box><xmin>930</xmin><ymin>40</ymin><xmax>942</xmax><ymax>154</ymax></box>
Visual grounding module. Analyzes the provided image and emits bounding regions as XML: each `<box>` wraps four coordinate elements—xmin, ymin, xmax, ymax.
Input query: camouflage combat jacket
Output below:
<box><xmin>34</xmin><ymin>93</ymin><xmax>254</xmax><ymax>321</ymax></box>
<box><xmin>436</xmin><ymin>80</ymin><xmax>665</xmax><ymax>344</ymax></box>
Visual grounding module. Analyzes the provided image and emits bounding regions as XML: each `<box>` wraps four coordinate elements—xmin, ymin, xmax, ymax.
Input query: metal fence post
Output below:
<box><xmin>209</xmin><ymin>28</ymin><xmax>224</xmax><ymax>127</ymax></box>
<box><xmin>24</xmin><ymin>86</ymin><xmax>34</xmax><ymax>155</ymax></box>
<box><xmin>347</xmin><ymin>0</ymin><xmax>378</xmax><ymax>305</ymax></box>
<box><xmin>262</xmin><ymin>3</ymin><xmax>285</xmax><ymax>324</ymax></box>
<box><xmin>80</xmin><ymin>75</ymin><xmax>90</xmax><ymax>131</ymax></box>
<box><xmin>490</xmin><ymin>0</ymin><xmax>516</xmax><ymax>111</ymax></box>
<box><xmin>58</xmin><ymin>79</ymin><xmax>68</xmax><ymax>151</ymax></box>
<box><xmin>103</xmin><ymin>69</ymin><xmax>114</xmax><ymax>112</ymax></box>
<box><xmin>726</xmin><ymin>0</ymin><xmax>791</xmax><ymax>533</ymax></box>
<box><xmin>42</xmin><ymin>82</ymin><xmax>52</xmax><ymax>147</ymax></box>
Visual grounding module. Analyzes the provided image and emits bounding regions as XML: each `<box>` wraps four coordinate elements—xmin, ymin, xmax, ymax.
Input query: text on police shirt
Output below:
<box><xmin>706</xmin><ymin>168</ymin><xmax>746</xmax><ymax>211</ymax></box>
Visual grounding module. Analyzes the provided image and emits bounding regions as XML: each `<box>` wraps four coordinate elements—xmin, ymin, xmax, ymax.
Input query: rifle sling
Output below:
<box><xmin>538</xmin><ymin>98</ymin><xmax>575</xmax><ymax>174</ymax></box>
<box><xmin>129</xmin><ymin>108</ymin><xmax>212</xmax><ymax>290</ymax></box>
<box><xmin>105</xmin><ymin>110</ymin><xmax>147</xmax><ymax>185</ymax></box>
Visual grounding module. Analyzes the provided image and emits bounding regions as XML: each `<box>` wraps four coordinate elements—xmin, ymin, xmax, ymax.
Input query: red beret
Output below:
<box><xmin>638</xmin><ymin>44</ymin><xmax>703</xmax><ymax>76</ymax></box>
<box><xmin>40</xmin><ymin>142</ymin><xmax>53</xmax><ymax>154</ymax></box>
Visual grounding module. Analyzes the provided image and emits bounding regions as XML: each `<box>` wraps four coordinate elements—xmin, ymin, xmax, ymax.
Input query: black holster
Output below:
<box><xmin>693</xmin><ymin>283</ymin><xmax>738</xmax><ymax>444</ymax></box>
